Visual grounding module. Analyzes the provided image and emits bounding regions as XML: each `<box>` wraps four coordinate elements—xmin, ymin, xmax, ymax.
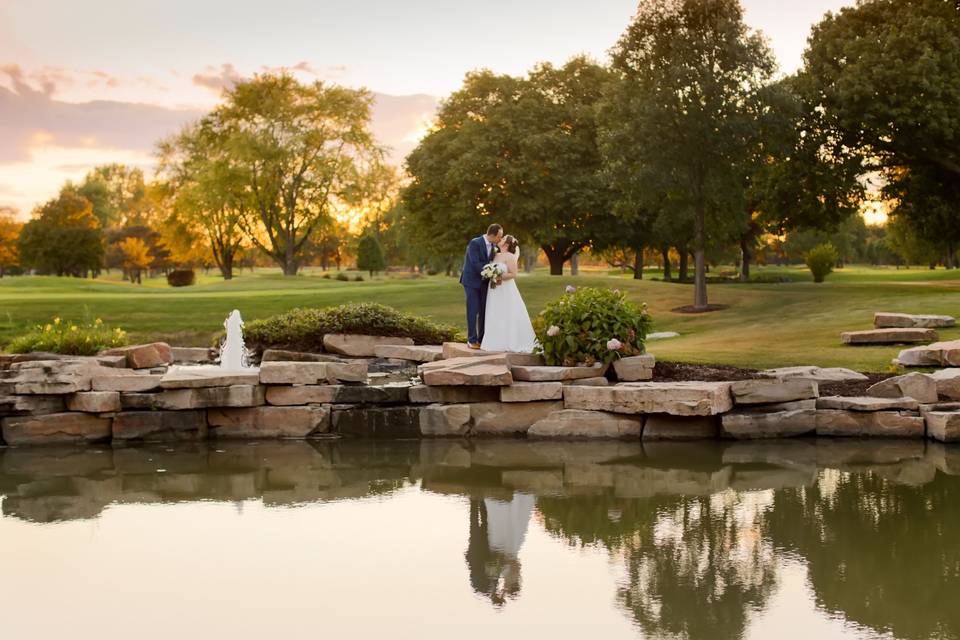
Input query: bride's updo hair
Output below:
<box><xmin>502</xmin><ymin>235</ymin><xmax>519</xmax><ymax>255</ymax></box>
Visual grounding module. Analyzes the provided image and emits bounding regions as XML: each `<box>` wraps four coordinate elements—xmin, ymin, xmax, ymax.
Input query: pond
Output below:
<box><xmin>1</xmin><ymin>438</ymin><xmax>957</xmax><ymax>640</ymax></box>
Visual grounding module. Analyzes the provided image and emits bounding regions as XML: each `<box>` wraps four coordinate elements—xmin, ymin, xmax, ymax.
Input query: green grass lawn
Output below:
<box><xmin>2</xmin><ymin>264</ymin><xmax>959</xmax><ymax>371</ymax></box>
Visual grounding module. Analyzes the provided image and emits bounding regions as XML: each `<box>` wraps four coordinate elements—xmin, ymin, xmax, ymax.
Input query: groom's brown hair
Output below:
<box><xmin>486</xmin><ymin>223</ymin><xmax>503</xmax><ymax>236</ymax></box>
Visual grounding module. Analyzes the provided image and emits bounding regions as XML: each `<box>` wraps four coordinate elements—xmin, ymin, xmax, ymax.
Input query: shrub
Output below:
<box><xmin>534</xmin><ymin>287</ymin><xmax>652</xmax><ymax>366</ymax></box>
<box><xmin>7</xmin><ymin>316</ymin><xmax>128</xmax><ymax>355</ymax></box>
<box><xmin>167</xmin><ymin>269</ymin><xmax>196</xmax><ymax>287</ymax></box>
<box><xmin>806</xmin><ymin>243</ymin><xmax>839</xmax><ymax>283</ymax></box>
<box><xmin>335</xmin><ymin>272</ymin><xmax>350</xmax><ymax>282</ymax></box>
<box><xmin>356</xmin><ymin>234</ymin><xmax>386</xmax><ymax>276</ymax></box>
<box><xmin>241</xmin><ymin>302</ymin><xmax>461</xmax><ymax>352</ymax></box>
<box><xmin>322</xmin><ymin>273</ymin><xmax>331</xmax><ymax>279</ymax></box>
<box><xmin>353</xmin><ymin>274</ymin><xmax>365</xmax><ymax>282</ymax></box>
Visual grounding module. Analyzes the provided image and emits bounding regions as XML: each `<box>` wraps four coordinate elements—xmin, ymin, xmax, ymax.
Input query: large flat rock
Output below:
<box><xmin>0</xmin><ymin>395</ymin><xmax>65</xmax><ymax>416</ymax></box>
<box><xmin>208</xmin><ymin>405</ymin><xmax>330</xmax><ymax>438</ymax></box>
<box><xmin>170</xmin><ymin>347</ymin><xmax>215</xmax><ymax>364</ymax></box>
<box><xmin>372</xmin><ymin>344</ymin><xmax>443</xmax><ymax>362</ymax></box>
<box><xmin>729</xmin><ymin>378</ymin><xmax>818</xmax><ymax>405</ymax></box>
<box><xmin>528</xmin><ymin>409</ymin><xmax>643</xmax><ymax>439</ymax></box>
<box><xmin>420</xmin><ymin>404</ymin><xmax>472</xmax><ymax>436</ymax></box>
<box><xmin>113</xmin><ymin>410</ymin><xmax>207</xmax><ymax>441</ymax></box>
<box><xmin>931</xmin><ymin>369</ymin><xmax>960</xmax><ymax>400</ymax></box>
<box><xmin>322</xmin><ymin>334</ymin><xmax>413</xmax><ymax>357</ymax></box>
<box><xmin>0</xmin><ymin>359</ymin><xmax>124</xmax><ymax>394</ymax></box>
<box><xmin>815</xmin><ymin>409</ymin><xmax>924</xmax><ymax>438</ymax></box>
<box><xmin>643</xmin><ymin>415</ymin><xmax>719</xmax><ymax>440</ymax></box>
<box><xmin>875</xmin><ymin>312</ymin><xmax>956</xmax><ymax>329</ymax></box>
<box><xmin>511</xmin><ymin>363</ymin><xmax>608</xmax><ymax>382</ymax></box>
<box><xmin>612</xmin><ymin>355</ymin><xmax>656</xmax><ymax>382</ymax></box>
<box><xmin>722</xmin><ymin>402</ymin><xmax>817</xmax><ymax>439</ymax></box>
<box><xmin>866</xmin><ymin>372</ymin><xmax>938</xmax><ymax>403</ymax></box>
<box><xmin>468</xmin><ymin>401</ymin><xmax>564</xmax><ymax>435</ymax></box>
<box><xmin>419</xmin><ymin>354</ymin><xmax>513</xmax><ymax>387</ymax></box>
<box><xmin>760</xmin><ymin>366</ymin><xmax>868</xmax><ymax>383</ymax></box>
<box><xmin>500</xmin><ymin>381</ymin><xmax>564</xmax><ymax>403</ymax></box>
<box><xmin>2</xmin><ymin>412</ymin><xmax>112</xmax><ymax>445</ymax></box>
<box><xmin>261</xmin><ymin>349</ymin><xmax>346</xmax><ymax>363</ymax></box>
<box><xmin>407</xmin><ymin>385</ymin><xmax>500</xmax><ymax>404</ymax></box>
<box><xmin>160</xmin><ymin>366</ymin><xmax>260</xmax><ymax>389</ymax></box>
<box><xmin>817</xmin><ymin>396</ymin><xmax>920</xmax><ymax>411</ymax></box>
<box><xmin>92</xmin><ymin>373</ymin><xmax>163</xmax><ymax>392</ymax></box>
<box><xmin>563</xmin><ymin>382</ymin><xmax>733</xmax><ymax>417</ymax></box>
<box><xmin>121</xmin><ymin>385</ymin><xmax>265</xmax><ymax>410</ymax></box>
<box><xmin>66</xmin><ymin>391</ymin><xmax>121</xmax><ymax>413</ymax></box>
<box><xmin>441</xmin><ymin>343</ymin><xmax>544</xmax><ymax>366</ymax></box>
<box><xmin>926</xmin><ymin>411</ymin><xmax>960</xmax><ymax>443</ymax></box>
<box><xmin>259</xmin><ymin>361</ymin><xmax>367</xmax><ymax>384</ymax></box>
<box><xmin>841</xmin><ymin>328</ymin><xmax>938</xmax><ymax>345</ymax></box>
<box><xmin>898</xmin><ymin>340</ymin><xmax>960</xmax><ymax>367</ymax></box>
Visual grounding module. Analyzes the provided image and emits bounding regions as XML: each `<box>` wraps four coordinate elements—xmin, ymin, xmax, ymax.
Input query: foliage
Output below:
<box><xmin>7</xmin><ymin>316</ymin><xmax>128</xmax><ymax>355</ymax></box>
<box><xmin>74</xmin><ymin>164</ymin><xmax>156</xmax><ymax>229</ymax></box>
<box><xmin>117</xmin><ymin>236</ymin><xmax>151</xmax><ymax>284</ymax></box>
<box><xmin>17</xmin><ymin>190</ymin><xmax>104</xmax><ymax>276</ymax></box>
<box><xmin>806</xmin><ymin>243</ymin><xmax>838</xmax><ymax>283</ymax></box>
<box><xmin>212</xmin><ymin>72</ymin><xmax>378</xmax><ymax>275</ymax></box>
<box><xmin>602</xmin><ymin>0</ymin><xmax>776</xmax><ymax>309</ymax></box>
<box><xmin>241</xmin><ymin>302</ymin><xmax>460</xmax><ymax>352</ymax></box>
<box><xmin>404</xmin><ymin>57</ymin><xmax>615</xmax><ymax>275</ymax></box>
<box><xmin>336</xmin><ymin>271</ymin><xmax>350</xmax><ymax>281</ymax></box>
<box><xmin>156</xmin><ymin>120</ymin><xmax>247</xmax><ymax>279</ymax></box>
<box><xmin>534</xmin><ymin>286</ymin><xmax>651</xmax><ymax>366</ymax></box>
<box><xmin>801</xmin><ymin>0</ymin><xmax>960</xmax><ymax>258</ymax></box>
<box><xmin>356</xmin><ymin>233</ymin><xmax>386</xmax><ymax>276</ymax></box>
<box><xmin>0</xmin><ymin>207</ymin><xmax>22</xmax><ymax>277</ymax></box>
<box><xmin>166</xmin><ymin>269</ymin><xmax>197</xmax><ymax>287</ymax></box>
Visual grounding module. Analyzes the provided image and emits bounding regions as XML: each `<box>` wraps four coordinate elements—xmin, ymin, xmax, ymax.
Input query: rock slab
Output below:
<box><xmin>101</xmin><ymin>342</ymin><xmax>173</xmax><ymax>369</ymax></box>
<box><xmin>528</xmin><ymin>409</ymin><xmax>643</xmax><ymax>439</ymax></box>
<box><xmin>874</xmin><ymin>312</ymin><xmax>955</xmax><ymax>329</ymax></box>
<box><xmin>512</xmin><ymin>363</ymin><xmax>608</xmax><ymax>382</ymax></box>
<box><xmin>420</xmin><ymin>354</ymin><xmax>513</xmax><ymax>387</ymax></box>
<box><xmin>643</xmin><ymin>415</ymin><xmax>719</xmax><ymax>440</ymax></box>
<box><xmin>564</xmin><ymin>382</ymin><xmax>733</xmax><ymax>417</ymax></box>
<box><xmin>926</xmin><ymin>411</ymin><xmax>960</xmax><ymax>443</ymax></box>
<box><xmin>2</xmin><ymin>412</ymin><xmax>112</xmax><ymax>445</ymax></box>
<box><xmin>815</xmin><ymin>410</ymin><xmax>924</xmax><ymax>438</ymax></box>
<box><xmin>500</xmin><ymin>381</ymin><xmax>564</xmax><ymax>403</ymax></box>
<box><xmin>259</xmin><ymin>361</ymin><xmax>367</xmax><ymax>385</ymax></box>
<box><xmin>612</xmin><ymin>355</ymin><xmax>656</xmax><ymax>382</ymax></box>
<box><xmin>208</xmin><ymin>405</ymin><xmax>330</xmax><ymax>438</ymax></box>
<box><xmin>730</xmin><ymin>379</ymin><xmax>818</xmax><ymax>405</ymax></box>
<box><xmin>722</xmin><ymin>402</ymin><xmax>817</xmax><ymax>439</ymax></box>
<box><xmin>322</xmin><ymin>334</ymin><xmax>414</xmax><ymax>357</ymax></box>
<box><xmin>373</xmin><ymin>344</ymin><xmax>443</xmax><ymax>362</ymax></box>
<box><xmin>866</xmin><ymin>372</ymin><xmax>938</xmax><ymax>404</ymax></box>
<box><xmin>841</xmin><ymin>328</ymin><xmax>938</xmax><ymax>345</ymax></box>
<box><xmin>113</xmin><ymin>410</ymin><xmax>207</xmax><ymax>441</ymax></box>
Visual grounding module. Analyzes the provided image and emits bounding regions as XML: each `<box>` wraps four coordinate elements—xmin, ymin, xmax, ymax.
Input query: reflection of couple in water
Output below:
<box><xmin>465</xmin><ymin>493</ymin><xmax>536</xmax><ymax>607</ymax></box>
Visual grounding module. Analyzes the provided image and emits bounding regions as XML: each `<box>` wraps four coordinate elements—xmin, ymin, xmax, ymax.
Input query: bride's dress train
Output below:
<box><xmin>481</xmin><ymin>276</ymin><xmax>537</xmax><ymax>353</ymax></box>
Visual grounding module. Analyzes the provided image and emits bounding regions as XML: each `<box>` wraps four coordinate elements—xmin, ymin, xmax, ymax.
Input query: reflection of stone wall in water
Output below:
<box><xmin>765</xmin><ymin>469</ymin><xmax>960</xmax><ymax>640</ymax></box>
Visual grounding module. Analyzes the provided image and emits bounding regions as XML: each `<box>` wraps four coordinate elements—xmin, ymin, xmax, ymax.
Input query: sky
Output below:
<box><xmin>0</xmin><ymin>0</ymin><xmax>853</xmax><ymax>218</ymax></box>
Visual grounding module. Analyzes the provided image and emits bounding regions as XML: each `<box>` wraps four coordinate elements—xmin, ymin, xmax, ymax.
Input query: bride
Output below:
<box><xmin>481</xmin><ymin>235</ymin><xmax>537</xmax><ymax>353</ymax></box>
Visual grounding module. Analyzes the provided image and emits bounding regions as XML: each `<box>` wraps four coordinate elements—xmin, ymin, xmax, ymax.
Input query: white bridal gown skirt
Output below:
<box><xmin>481</xmin><ymin>279</ymin><xmax>538</xmax><ymax>353</ymax></box>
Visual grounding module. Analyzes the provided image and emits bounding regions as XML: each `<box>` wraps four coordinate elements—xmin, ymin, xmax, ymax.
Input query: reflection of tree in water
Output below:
<box><xmin>539</xmin><ymin>491</ymin><xmax>778</xmax><ymax>640</ymax></box>
<box><xmin>765</xmin><ymin>469</ymin><xmax>960</xmax><ymax>640</ymax></box>
<box><xmin>465</xmin><ymin>499</ymin><xmax>522</xmax><ymax>607</ymax></box>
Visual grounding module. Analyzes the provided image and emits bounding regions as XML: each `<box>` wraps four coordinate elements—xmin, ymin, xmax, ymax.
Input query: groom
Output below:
<box><xmin>460</xmin><ymin>223</ymin><xmax>503</xmax><ymax>349</ymax></box>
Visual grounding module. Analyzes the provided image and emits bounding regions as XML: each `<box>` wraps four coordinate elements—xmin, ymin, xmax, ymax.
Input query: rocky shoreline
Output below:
<box><xmin>2</xmin><ymin>336</ymin><xmax>960</xmax><ymax>447</ymax></box>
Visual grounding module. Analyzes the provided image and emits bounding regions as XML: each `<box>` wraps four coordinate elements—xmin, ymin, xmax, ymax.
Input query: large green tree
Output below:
<box><xmin>404</xmin><ymin>57</ymin><xmax>614</xmax><ymax>275</ymax></box>
<box><xmin>801</xmin><ymin>0</ymin><xmax>960</xmax><ymax>264</ymax></box>
<box><xmin>17</xmin><ymin>191</ymin><xmax>104</xmax><ymax>276</ymax></box>
<box><xmin>213</xmin><ymin>73</ymin><xmax>378</xmax><ymax>275</ymax></box>
<box><xmin>604</xmin><ymin>0</ymin><xmax>776</xmax><ymax>309</ymax></box>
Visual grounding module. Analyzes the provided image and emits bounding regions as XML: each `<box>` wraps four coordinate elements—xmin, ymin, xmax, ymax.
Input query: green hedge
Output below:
<box><xmin>240</xmin><ymin>303</ymin><xmax>461</xmax><ymax>353</ymax></box>
<box><xmin>8</xmin><ymin>317</ymin><xmax>129</xmax><ymax>355</ymax></box>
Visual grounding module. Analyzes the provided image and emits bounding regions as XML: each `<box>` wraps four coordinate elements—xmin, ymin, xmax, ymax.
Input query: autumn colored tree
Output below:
<box><xmin>117</xmin><ymin>236</ymin><xmax>151</xmax><ymax>284</ymax></box>
<box><xmin>0</xmin><ymin>207</ymin><xmax>22</xmax><ymax>277</ymax></box>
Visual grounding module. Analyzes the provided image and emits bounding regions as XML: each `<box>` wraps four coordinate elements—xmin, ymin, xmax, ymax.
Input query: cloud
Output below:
<box><xmin>192</xmin><ymin>63</ymin><xmax>244</xmax><ymax>94</ymax></box>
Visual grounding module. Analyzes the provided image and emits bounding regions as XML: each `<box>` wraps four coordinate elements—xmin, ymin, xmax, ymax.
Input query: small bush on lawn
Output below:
<box><xmin>241</xmin><ymin>302</ymin><xmax>461</xmax><ymax>352</ymax></box>
<box><xmin>167</xmin><ymin>269</ymin><xmax>196</xmax><ymax>287</ymax></box>
<box><xmin>806</xmin><ymin>243</ymin><xmax>838</xmax><ymax>283</ymax></box>
<box><xmin>335</xmin><ymin>272</ymin><xmax>350</xmax><ymax>281</ymax></box>
<box><xmin>8</xmin><ymin>317</ymin><xmax>128</xmax><ymax>355</ymax></box>
<box><xmin>535</xmin><ymin>287</ymin><xmax>652</xmax><ymax>366</ymax></box>
<box><xmin>353</xmin><ymin>274</ymin><xmax>365</xmax><ymax>282</ymax></box>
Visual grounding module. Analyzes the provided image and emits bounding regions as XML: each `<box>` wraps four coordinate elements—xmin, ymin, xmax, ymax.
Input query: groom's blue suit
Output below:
<box><xmin>460</xmin><ymin>236</ymin><xmax>493</xmax><ymax>344</ymax></box>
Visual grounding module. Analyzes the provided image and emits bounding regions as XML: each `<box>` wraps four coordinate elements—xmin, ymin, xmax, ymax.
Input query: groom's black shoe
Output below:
<box><xmin>467</xmin><ymin>342</ymin><xmax>482</xmax><ymax>350</ymax></box>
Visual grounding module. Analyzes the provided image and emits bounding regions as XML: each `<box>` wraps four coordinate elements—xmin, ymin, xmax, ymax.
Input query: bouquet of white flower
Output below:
<box><xmin>481</xmin><ymin>262</ymin><xmax>507</xmax><ymax>289</ymax></box>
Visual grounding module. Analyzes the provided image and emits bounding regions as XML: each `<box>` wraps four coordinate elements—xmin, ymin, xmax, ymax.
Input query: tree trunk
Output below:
<box><xmin>739</xmin><ymin>234</ymin><xmax>751</xmax><ymax>282</ymax></box>
<box><xmin>222</xmin><ymin>251</ymin><xmax>234</xmax><ymax>281</ymax></box>
<box><xmin>679</xmin><ymin>247</ymin><xmax>689</xmax><ymax>282</ymax></box>
<box><xmin>633</xmin><ymin>243</ymin><xmax>643</xmax><ymax>280</ymax></box>
<box><xmin>283</xmin><ymin>240</ymin><xmax>298</xmax><ymax>275</ymax></box>
<box><xmin>660</xmin><ymin>246</ymin><xmax>671</xmax><ymax>281</ymax></box>
<box><xmin>693</xmin><ymin>207</ymin><xmax>708</xmax><ymax>310</ymax></box>
<box><xmin>524</xmin><ymin>252</ymin><xmax>536</xmax><ymax>273</ymax></box>
<box><xmin>570</xmin><ymin>252</ymin><xmax>579</xmax><ymax>276</ymax></box>
<box><xmin>948</xmin><ymin>243</ymin><xmax>957</xmax><ymax>269</ymax></box>
<box><xmin>544</xmin><ymin>248</ymin><xmax>566</xmax><ymax>276</ymax></box>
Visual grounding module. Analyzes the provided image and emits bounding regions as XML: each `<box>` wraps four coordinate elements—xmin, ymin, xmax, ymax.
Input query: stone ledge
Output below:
<box><xmin>841</xmin><ymin>328</ymin><xmax>938</xmax><ymax>345</ymax></box>
<box><xmin>2</xmin><ymin>412</ymin><xmax>112</xmax><ymax>445</ymax></box>
<box><xmin>528</xmin><ymin>409</ymin><xmax>643</xmax><ymax>439</ymax></box>
<box><xmin>815</xmin><ymin>409</ymin><xmax>924</xmax><ymax>438</ymax></box>
<box><xmin>512</xmin><ymin>363</ymin><xmax>608</xmax><ymax>382</ymax></box>
<box><xmin>500</xmin><ymin>381</ymin><xmax>564</xmax><ymax>403</ymax></box>
<box><xmin>817</xmin><ymin>396</ymin><xmax>920</xmax><ymax>412</ymax></box>
<box><xmin>259</xmin><ymin>361</ymin><xmax>367</xmax><ymax>385</ymax></box>
<box><xmin>875</xmin><ymin>312</ymin><xmax>955</xmax><ymax>329</ymax></box>
<box><xmin>730</xmin><ymin>378</ymin><xmax>818</xmax><ymax>405</ymax></box>
<box><xmin>323</xmin><ymin>334</ymin><xmax>413</xmax><ymax>357</ymax></box>
<box><xmin>113</xmin><ymin>410</ymin><xmax>207</xmax><ymax>442</ymax></box>
<box><xmin>373</xmin><ymin>344</ymin><xmax>443</xmax><ymax>362</ymax></box>
<box><xmin>209</xmin><ymin>405</ymin><xmax>330</xmax><ymax>439</ymax></box>
<box><xmin>564</xmin><ymin>382</ymin><xmax>733</xmax><ymax>417</ymax></box>
<box><xmin>419</xmin><ymin>354</ymin><xmax>513</xmax><ymax>387</ymax></box>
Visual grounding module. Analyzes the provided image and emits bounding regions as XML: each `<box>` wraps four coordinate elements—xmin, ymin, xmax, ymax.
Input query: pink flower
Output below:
<box><xmin>547</xmin><ymin>325</ymin><xmax>560</xmax><ymax>337</ymax></box>
<box><xmin>565</xmin><ymin>285</ymin><xmax>576</xmax><ymax>294</ymax></box>
<box><xmin>613</xmin><ymin>288</ymin><xmax>620</xmax><ymax>294</ymax></box>
<box><xmin>607</xmin><ymin>338</ymin><xmax>623</xmax><ymax>351</ymax></box>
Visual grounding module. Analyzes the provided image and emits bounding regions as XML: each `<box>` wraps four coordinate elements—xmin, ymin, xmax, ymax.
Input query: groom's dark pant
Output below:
<box><xmin>464</xmin><ymin>285</ymin><xmax>488</xmax><ymax>344</ymax></box>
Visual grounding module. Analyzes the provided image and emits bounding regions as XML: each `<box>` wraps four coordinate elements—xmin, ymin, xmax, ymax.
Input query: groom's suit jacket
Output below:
<box><xmin>460</xmin><ymin>236</ymin><xmax>492</xmax><ymax>289</ymax></box>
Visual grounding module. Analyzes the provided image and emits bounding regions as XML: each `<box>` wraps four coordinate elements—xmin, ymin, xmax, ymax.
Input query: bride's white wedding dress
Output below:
<box><xmin>481</xmin><ymin>252</ymin><xmax>537</xmax><ymax>353</ymax></box>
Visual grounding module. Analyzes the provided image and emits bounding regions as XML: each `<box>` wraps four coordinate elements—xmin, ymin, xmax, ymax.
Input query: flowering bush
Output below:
<box><xmin>7</xmin><ymin>317</ymin><xmax>128</xmax><ymax>355</ymax></box>
<box><xmin>534</xmin><ymin>287</ymin><xmax>652</xmax><ymax>366</ymax></box>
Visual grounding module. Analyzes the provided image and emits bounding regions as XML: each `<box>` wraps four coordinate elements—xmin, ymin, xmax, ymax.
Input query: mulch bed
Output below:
<box><xmin>652</xmin><ymin>360</ymin><xmax>892</xmax><ymax>396</ymax></box>
<box><xmin>670</xmin><ymin>304</ymin><xmax>730</xmax><ymax>314</ymax></box>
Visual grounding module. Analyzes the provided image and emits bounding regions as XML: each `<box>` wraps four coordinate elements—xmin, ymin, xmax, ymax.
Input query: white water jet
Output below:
<box><xmin>219</xmin><ymin>309</ymin><xmax>252</xmax><ymax>370</ymax></box>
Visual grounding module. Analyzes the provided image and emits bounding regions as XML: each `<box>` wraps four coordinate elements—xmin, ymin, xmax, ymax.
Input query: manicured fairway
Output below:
<box><xmin>2</xmin><ymin>265</ymin><xmax>959</xmax><ymax>371</ymax></box>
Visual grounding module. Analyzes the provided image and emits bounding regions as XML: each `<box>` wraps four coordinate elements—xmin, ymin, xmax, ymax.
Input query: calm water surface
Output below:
<box><xmin>1</xmin><ymin>438</ymin><xmax>958</xmax><ymax>640</ymax></box>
